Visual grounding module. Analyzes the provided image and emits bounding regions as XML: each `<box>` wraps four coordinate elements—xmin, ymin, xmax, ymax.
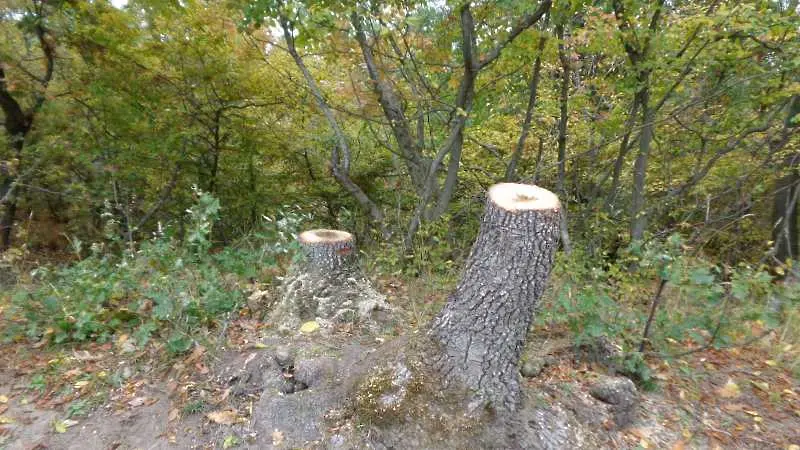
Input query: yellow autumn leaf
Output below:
<box><xmin>299</xmin><ymin>320</ymin><xmax>319</xmax><ymax>334</ymax></box>
<box><xmin>0</xmin><ymin>395</ymin><xmax>8</xmax><ymax>403</ymax></box>
<box><xmin>750</xmin><ymin>380</ymin><xmax>769</xmax><ymax>392</ymax></box>
<box><xmin>717</xmin><ymin>378</ymin><xmax>741</xmax><ymax>398</ymax></box>
<box><xmin>207</xmin><ymin>409</ymin><xmax>239</xmax><ymax>425</ymax></box>
<box><xmin>53</xmin><ymin>420</ymin><xmax>67</xmax><ymax>433</ymax></box>
<box><xmin>0</xmin><ymin>415</ymin><xmax>14</xmax><ymax>424</ymax></box>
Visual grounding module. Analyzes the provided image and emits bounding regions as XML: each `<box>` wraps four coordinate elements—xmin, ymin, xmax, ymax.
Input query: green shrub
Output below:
<box><xmin>0</xmin><ymin>190</ymin><xmax>305</xmax><ymax>351</ymax></box>
<box><xmin>541</xmin><ymin>233</ymin><xmax>797</xmax><ymax>368</ymax></box>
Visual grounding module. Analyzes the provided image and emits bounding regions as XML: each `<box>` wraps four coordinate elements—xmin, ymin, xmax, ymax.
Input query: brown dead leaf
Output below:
<box><xmin>63</xmin><ymin>368</ymin><xmax>83</xmax><ymax>379</ymax></box>
<box><xmin>671</xmin><ymin>440</ymin><xmax>686</xmax><ymax>450</ymax></box>
<box><xmin>207</xmin><ymin>410</ymin><xmax>238</xmax><ymax>425</ymax></box>
<box><xmin>195</xmin><ymin>362</ymin><xmax>209</xmax><ymax>375</ymax></box>
<box><xmin>0</xmin><ymin>405</ymin><xmax>7</xmax><ymax>415</ymax></box>
<box><xmin>722</xmin><ymin>403</ymin><xmax>746</xmax><ymax>412</ymax></box>
<box><xmin>168</xmin><ymin>408</ymin><xmax>180</xmax><ymax>422</ymax></box>
<box><xmin>185</xmin><ymin>345</ymin><xmax>206</xmax><ymax>365</ymax></box>
<box><xmin>717</xmin><ymin>378</ymin><xmax>741</xmax><ymax>399</ymax></box>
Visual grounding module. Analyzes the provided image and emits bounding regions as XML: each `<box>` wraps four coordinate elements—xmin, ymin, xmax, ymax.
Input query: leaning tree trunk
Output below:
<box><xmin>272</xmin><ymin>229</ymin><xmax>391</xmax><ymax>332</ymax></box>
<box><xmin>430</xmin><ymin>183</ymin><xmax>560</xmax><ymax>410</ymax></box>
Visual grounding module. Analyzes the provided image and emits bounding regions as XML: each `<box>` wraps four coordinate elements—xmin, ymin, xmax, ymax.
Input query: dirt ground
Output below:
<box><xmin>1</xmin><ymin>317</ymin><xmax>798</xmax><ymax>449</ymax></box>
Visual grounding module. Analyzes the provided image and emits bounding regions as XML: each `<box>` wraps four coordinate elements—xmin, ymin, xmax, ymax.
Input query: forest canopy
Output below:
<box><xmin>0</xmin><ymin>0</ymin><xmax>797</xmax><ymax>263</ymax></box>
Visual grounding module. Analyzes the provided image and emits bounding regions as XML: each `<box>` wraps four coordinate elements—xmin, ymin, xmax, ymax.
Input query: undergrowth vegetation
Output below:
<box><xmin>1</xmin><ymin>192</ymin><xmax>798</xmax><ymax>385</ymax></box>
<box><xmin>0</xmin><ymin>190</ymin><xmax>302</xmax><ymax>354</ymax></box>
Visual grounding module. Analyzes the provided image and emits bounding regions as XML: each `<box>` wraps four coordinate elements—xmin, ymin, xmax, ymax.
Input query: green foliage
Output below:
<box><xmin>542</xmin><ymin>233</ymin><xmax>796</xmax><ymax>373</ymax></box>
<box><xmin>0</xmin><ymin>192</ymin><xmax>295</xmax><ymax>350</ymax></box>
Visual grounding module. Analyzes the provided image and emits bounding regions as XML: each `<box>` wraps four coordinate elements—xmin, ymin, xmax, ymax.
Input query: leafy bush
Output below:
<box><xmin>0</xmin><ymin>190</ymin><xmax>306</xmax><ymax>351</ymax></box>
<box><xmin>540</xmin><ymin>233</ymin><xmax>798</xmax><ymax>382</ymax></box>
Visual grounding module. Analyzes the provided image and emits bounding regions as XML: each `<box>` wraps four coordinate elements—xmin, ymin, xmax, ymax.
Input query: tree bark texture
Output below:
<box><xmin>273</xmin><ymin>229</ymin><xmax>391</xmax><ymax>332</ymax></box>
<box><xmin>429</xmin><ymin>183</ymin><xmax>560</xmax><ymax>410</ymax></box>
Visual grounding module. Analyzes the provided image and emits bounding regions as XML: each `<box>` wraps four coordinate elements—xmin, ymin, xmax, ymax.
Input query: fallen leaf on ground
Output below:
<box><xmin>0</xmin><ymin>395</ymin><xmax>8</xmax><ymax>404</ymax></box>
<box><xmin>671</xmin><ymin>440</ymin><xmax>686</xmax><ymax>450</ymax></box>
<box><xmin>207</xmin><ymin>410</ymin><xmax>238</xmax><ymax>425</ymax></box>
<box><xmin>72</xmin><ymin>350</ymin><xmax>101</xmax><ymax>361</ymax></box>
<box><xmin>272</xmin><ymin>429</ymin><xmax>284</xmax><ymax>446</ymax></box>
<box><xmin>63</xmin><ymin>369</ymin><xmax>82</xmax><ymax>378</ymax></box>
<box><xmin>0</xmin><ymin>416</ymin><xmax>14</xmax><ymax>424</ymax></box>
<box><xmin>722</xmin><ymin>403</ymin><xmax>746</xmax><ymax>412</ymax></box>
<box><xmin>717</xmin><ymin>378</ymin><xmax>741</xmax><ymax>398</ymax></box>
<box><xmin>299</xmin><ymin>321</ymin><xmax>319</xmax><ymax>334</ymax></box>
<box><xmin>53</xmin><ymin>420</ymin><xmax>68</xmax><ymax>433</ymax></box>
<box><xmin>127</xmin><ymin>397</ymin><xmax>147</xmax><ymax>407</ymax></box>
<box><xmin>185</xmin><ymin>345</ymin><xmax>206</xmax><ymax>364</ymax></box>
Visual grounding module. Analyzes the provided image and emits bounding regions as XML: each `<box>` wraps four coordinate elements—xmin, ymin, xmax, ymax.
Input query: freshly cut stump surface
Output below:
<box><xmin>272</xmin><ymin>229</ymin><xmax>391</xmax><ymax>332</ymax></box>
<box><xmin>430</xmin><ymin>183</ymin><xmax>561</xmax><ymax>410</ymax></box>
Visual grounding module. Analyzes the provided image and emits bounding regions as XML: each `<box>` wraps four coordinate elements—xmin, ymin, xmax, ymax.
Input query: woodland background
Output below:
<box><xmin>1</xmin><ymin>0</ymin><xmax>799</xmax><ymax>402</ymax></box>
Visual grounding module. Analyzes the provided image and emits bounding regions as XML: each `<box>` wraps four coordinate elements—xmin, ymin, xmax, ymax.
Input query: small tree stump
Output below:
<box><xmin>272</xmin><ymin>229</ymin><xmax>391</xmax><ymax>331</ymax></box>
<box><xmin>430</xmin><ymin>183</ymin><xmax>561</xmax><ymax>410</ymax></box>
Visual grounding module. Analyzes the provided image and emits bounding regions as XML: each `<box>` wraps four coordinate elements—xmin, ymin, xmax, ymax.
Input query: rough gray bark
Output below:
<box><xmin>429</xmin><ymin>183</ymin><xmax>561</xmax><ymax>410</ymax></box>
<box><xmin>272</xmin><ymin>229</ymin><xmax>391</xmax><ymax>332</ymax></box>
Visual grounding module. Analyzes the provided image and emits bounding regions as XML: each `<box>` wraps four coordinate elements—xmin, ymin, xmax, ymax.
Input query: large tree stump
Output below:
<box><xmin>272</xmin><ymin>229</ymin><xmax>391</xmax><ymax>331</ymax></box>
<box><xmin>430</xmin><ymin>183</ymin><xmax>561</xmax><ymax>410</ymax></box>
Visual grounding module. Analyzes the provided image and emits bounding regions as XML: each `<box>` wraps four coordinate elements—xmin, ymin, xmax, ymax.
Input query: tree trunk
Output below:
<box><xmin>605</xmin><ymin>99</ymin><xmax>640</xmax><ymax>212</ymax></box>
<box><xmin>351</xmin><ymin>14</ymin><xmax>429</xmax><ymax>193</ymax></box>
<box><xmin>555</xmin><ymin>24</ymin><xmax>569</xmax><ymax>195</ymax></box>
<box><xmin>279</xmin><ymin>16</ymin><xmax>385</xmax><ymax>227</ymax></box>
<box><xmin>430</xmin><ymin>183</ymin><xmax>561</xmax><ymax>410</ymax></box>
<box><xmin>505</xmin><ymin>28</ymin><xmax>547</xmax><ymax>182</ymax></box>
<box><xmin>0</xmin><ymin>185</ymin><xmax>17</xmax><ymax>251</ymax></box>
<box><xmin>630</xmin><ymin>84</ymin><xmax>653</xmax><ymax>242</ymax></box>
<box><xmin>772</xmin><ymin>95</ymin><xmax>800</xmax><ymax>264</ymax></box>
<box><xmin>273</xmin><ymin>229</ymin><xmax>391</xmax><ymax>331</ymax></box>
